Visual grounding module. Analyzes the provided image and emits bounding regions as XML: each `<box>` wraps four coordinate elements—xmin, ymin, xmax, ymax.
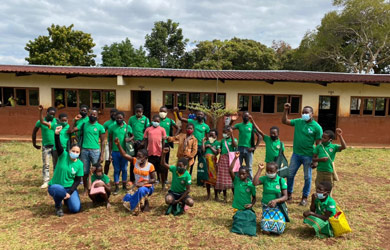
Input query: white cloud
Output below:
<box><xmin>0</xmin><ymin>0</ymin><xmax>336</xmax><ymax>65</ymax></box>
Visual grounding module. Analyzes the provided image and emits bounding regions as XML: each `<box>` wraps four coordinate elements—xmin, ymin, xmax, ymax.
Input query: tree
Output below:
<box><xmin>101</xmin><ymin>38</ymin><xmax>158</xmax><ymax>67</ymax></box>
<box><xmin>191</xmin><ymin>38</ymin><xmax>278</xmax><ymax>70</ymax></box>
<box><xmin>186</xmin><ymin>102</ymin><xmax>239</xmax><ymax>129</ymax></box>
<box><xmin>144</xmin><ymin>19</ymin><xmax>189</xmax><ymax>68</ymax></box>
<box><xmin>25</xmin><ymin>24</ymin><xmax>96</xmax><ymax>66</ymax></box>
<box><xmin>313</xmin><ymin>0</ymin><xmax>390</xmax><ymax>73</ymax></box>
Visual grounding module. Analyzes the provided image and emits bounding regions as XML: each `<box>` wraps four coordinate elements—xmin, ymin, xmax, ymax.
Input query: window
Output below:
<box><xmin>238</xmin><ymin>94</ymin><xmax>301</xmax><ymax>114</ymax></box>
<box><xmin>350</xmin><ymin>97</ymin><xmax>390</xmax><ymax>116</ymax></box>
<box><xmin>53</xmin><ymin>89</ymin><xmax>116</xmax><ymax>109</ymax></box>
<box><xmin>0</xmin><ymin>87</ymin><xmax>39</xmax><ymax>107</ymax></box>
<box><xmin>163</xmin><ymin>91</ymin><xmax>226</xmax><ymax>110</ymax></box>
<box><xmin>319</xmin><ymin>96</ymin><xmax>331</xmax><ymax>110</ymax></box>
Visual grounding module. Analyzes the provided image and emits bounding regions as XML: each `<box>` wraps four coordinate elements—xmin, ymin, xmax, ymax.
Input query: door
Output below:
<box><xmin>131</xmin><ymin>91</ymin><xmax>151</xmax><ymax>119</ymax></box>
<box><xmin>318</xmin><ymin>96</ymin><xmax>338</xmax><ymax>132</ymax></box>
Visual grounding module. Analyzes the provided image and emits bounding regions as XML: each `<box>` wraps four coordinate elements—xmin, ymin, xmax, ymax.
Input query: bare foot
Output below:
<box><xmin>223</xmin><ymin>198</ymin><xmax>228</xmax><ymax>203</ymax></box>
<box><xmin>82</xmin><ymin>190</ymin><xmax>88</xmax><ymax>196</ymax></box>
<box><xmin>262</xmin><ymin>231</ymin><xmax>271</xmax><ymax>235</ymax></box>
<box><xmin>106</xmin><ymin>203</ymin><xmax>111</xmax><ymax>209</ymax></box>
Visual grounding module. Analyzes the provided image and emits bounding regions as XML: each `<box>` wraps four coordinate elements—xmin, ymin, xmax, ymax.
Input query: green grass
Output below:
<box><xmin>0</xmin><ymin>142</ymin><xmax>389</xmax><ymax>249</ymax></box>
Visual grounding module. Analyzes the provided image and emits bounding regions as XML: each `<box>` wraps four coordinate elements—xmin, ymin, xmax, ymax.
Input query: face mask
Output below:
<box><xmin>110</xmin><ymin>115</ymin><xmax>116</xmax><ymax>120</ymax></box>
<box><xmin>80</xmin><ymin>112</ymin><xmax>87</xmax><ymax>118</ymax></box>
<box><xmin>69</xmin><ymin>152</ymin><xmax>79</xmax><ymax>159</ymax></box>
<box><xmin>46</xmin><ymin>115</ymin><xmax>54</xmax><ymax>121</ymax></box>
<box><xmin>208</xmin><ymin>137</ymin><xmax>216</xmax><ymax>144</ymax></box>
<box><xmin>196</xmin><ymin>116</ymin><xmax>203</xmax><ymax>122</ymax></box>
<box><xmin>59</xmin><ymin>122</ymin><xmax>68</xmax><ymax>128</ymax></box>
<box><xmin>266</xmin><ymin>173</ymin><xmax>277</xmax><ymax>179</ymax></box>
<box><xmin>89</xmin><ymin>115</ymin><xmax>97</xmax><ymax>123</ymax></box>
<box><xmin>95</xmin><ymin>174</ymin><xmax>102</xmax><ymax>179</ymax></box>
<box><xmin>137</xmin><ymin>158</ymin><xmax>146</xmax><ymax>164</ymax></box>
<box><xmin>243</xmin><ymin>117</ymin><xmax>249</xmax><ymax>123</ymax></box>
<box><xmin>159</xmin><ymin>112</ymin><xmax>167</xmax><ymax>119</ymax></box>
<box><xmin>302</xmin><ymin>113</ymin><xmax>311</xmax><ymax>121</ymax></box>
<box><xmin>317</xmin><ymin>193</ymin><xmax>327</xmax><ymax>199</ymax></box>
<box><xmin>177</xmin><ymin>167</ymin><xmax>186</xmax><ymax>174</ymax></box>
<box><xmin>116</xmin><ymin>120</ymin><xmax>124</xmax><ymax>125</ymax></box>
<box><xmin>270</xmin><ymin>135</ymin><xmax>278</xmax><ymax>141</ymax></box>
<box><xmin>322</xmin><ymin>141</ymin><xmax>330</xmax><ymax>146</ymax></box>
<box><xmin>152</xmin><ymin>121</ymin><xmax>159</xmax><ymax>127</ymax></box>
<box><xmin>223</xmin><ymin>133</ymin><xmax>229</xmax><ymax>138</ymax></box>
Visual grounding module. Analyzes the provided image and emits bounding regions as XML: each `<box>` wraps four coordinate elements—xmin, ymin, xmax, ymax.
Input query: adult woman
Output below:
<box><xmin>48</xmin><ymin>126</ymin><xmax>84</xmax><ymax>217</ymax></box>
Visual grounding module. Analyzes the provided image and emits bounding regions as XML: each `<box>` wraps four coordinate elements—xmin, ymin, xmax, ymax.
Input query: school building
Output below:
<box><xmin>0</xmin><ymin>64</ymin><xmax>389</xmax><ymax>145</ymax></box>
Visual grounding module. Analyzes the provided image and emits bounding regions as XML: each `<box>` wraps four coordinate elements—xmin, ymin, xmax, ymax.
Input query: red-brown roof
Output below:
<box><xmin>1</xmin><ymin>64</ymin><xmax>390</xmax><ymax>84</ymax></box>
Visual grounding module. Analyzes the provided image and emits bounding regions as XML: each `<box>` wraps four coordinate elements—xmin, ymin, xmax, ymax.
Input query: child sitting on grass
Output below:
<box><xmin>161</xmin><ymin>148</ymin><xmax>194</xmax><ymax>215</ymax></box>
<box><xmin>88</xmin><ymin>163</ymin><xmax>111</xmax><ymax>209</ymax></box>
<box><xmin>303</xmin><ymin>181</ymin><xmax>336</xmax><ymax>238</ymax></box>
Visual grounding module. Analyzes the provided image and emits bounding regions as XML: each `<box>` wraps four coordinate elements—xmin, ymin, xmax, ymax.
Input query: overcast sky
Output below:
<box><xmin>0</xmin><ymin>0</ymin><xmax>336</xmax><ymax>65</ymax></box>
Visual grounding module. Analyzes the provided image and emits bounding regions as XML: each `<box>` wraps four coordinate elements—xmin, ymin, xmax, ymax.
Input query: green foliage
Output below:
<box><xmin>101</xmin><ymin>38</ymin><xmax>158</xmax><ymax>67</ymax></box>
<box><xmin>25</xmin><ymin>24</ymin><xmax>96</xmax><ymax>66</ymax></box>
<box><xmin>144</xmin><ymin>19</ymin><xmax>189</xmax><ymax>68</ymax></box>
<box><xmin>186</xmin><ymin>102</ymin><xmax>238</xmax><ymax>129</ymax></box>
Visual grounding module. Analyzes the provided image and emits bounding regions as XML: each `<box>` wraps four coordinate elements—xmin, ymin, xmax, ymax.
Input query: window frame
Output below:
<box><xmin>0</xmin><ymin>87</ymin><xmax>39</xmax><ymax>107</ymax></box>
<box><xmin>163</xmin><ymin>91</ymin><xmax>227</xmax><ymax>110</ymax></box>
<box><xmin>237</xmin><ymin>93</ymin><xmax>302</xmax><ymax>114</ymax></box>
<box><xmin>350</xmin><ymin>96</ymin><xmax>390</xmax><ymax>117</ymax></box>
<box><xmin>52</xmin><ymin>88</ymin><xmax>116</xmax><ymax>109</ymax></box>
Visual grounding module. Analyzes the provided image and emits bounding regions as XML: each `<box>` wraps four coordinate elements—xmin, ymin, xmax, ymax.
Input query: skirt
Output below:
<box><xmin>261</xmin><ymin>204</ymin><xmax>286</xmax><ymax>234</ymax></box>
<box><xmin>215</xmin><ymin>154</ymin><xmax>233</xmax><ymax>190</ymax></box>
<box><xmin>123</xmin><ymin>186</ymin><xmax>154</xmax><ymax>214</ymax></box>
<box><xmin>304</xmin><ymin>215</ymin><xmax>334</xmax><ymax>238</ymax></box>
<box><xmin>204</xmin><ymin>154</ymin><xmax>217</xmax><ymax>186</ymax></box>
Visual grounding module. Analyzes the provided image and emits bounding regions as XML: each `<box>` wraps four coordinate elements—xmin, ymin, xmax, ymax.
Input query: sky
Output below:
<box><xmin>0</xmin><ymin>0</ymin><xmax>336</xmax><ymax>65</ymax></box>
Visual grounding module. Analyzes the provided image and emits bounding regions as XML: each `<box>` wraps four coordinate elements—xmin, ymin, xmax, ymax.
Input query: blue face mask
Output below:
<box><xmin>152</xmin><ymin>121</ymin><xmax>159</xmax><ymax>127</ymax></box>
<box><xmin>69</xmin><ymin>152</ymin><xmax>79</xmax><ymax>159</ymax></box>
<box><xmin>317</xmin><ymin>193</ymin><xmax>327</xmax><ymax>199</ymax></box>
<box><xmin>266</xmin><ymin>173</ymin><xmax>277</xmax><ymax>179</ymax></box>
<box><xmin>302</xmin><ymin>113</ymin><xmax>311</xmax><ymax>121</ymax></box>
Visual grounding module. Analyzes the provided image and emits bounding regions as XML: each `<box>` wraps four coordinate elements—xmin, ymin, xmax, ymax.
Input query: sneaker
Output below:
<box><xmin>123</xmin><ymin>202</ymin><xmax>131</xmax><ymax>211</ymax></box>
<box><xmin>55</xmin><ymin>207</ymin><xmax>64</xmax><ymax>217</ymax></box>
<box><xmin>287</xmin><ymin>193</ymin><xmax>292</xmax><ymax>202</ymax></box>
<box><xmin>113</xmin><ymin>184</ymin><xmax>119</xmax><ymax>195</ymax></box>
<box><xmin>299</xmin><ymin>198</ymin><xmax>308</xmax><ymax>206</ymax></box>
<box><xmin>40</xmin><ymin>182</ymin><xmax>48</xmax><ymax>189</ymax></box>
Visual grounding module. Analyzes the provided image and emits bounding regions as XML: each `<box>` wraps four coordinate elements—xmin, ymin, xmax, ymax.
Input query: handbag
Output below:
<box><xmin>274</xmin><ymin>142</ymin><xmax>289</xmax><ymax>178</ymax></box>
<box><xmin>124</xmin><ymin>125</ymin><xmax>135</xmax><ymax>156</ymax></box>
<box><xmin>225</xmin><ymin>139</ymin><xmax>240</xmax><ymax>172</ymax></box>
<box><xmin>329</xmin><ymin>205</ymin><xmax>352</xmax><ymax>237</ymax></box>
<box><xmin>321</xmin><ymin>144</ymin><xmax>339</xmax><ymax>181</ymax></box>
<box><xmin>276</xmin><ymin>176</ymin><xmax>290</xmax><ymax>222</ymax></box>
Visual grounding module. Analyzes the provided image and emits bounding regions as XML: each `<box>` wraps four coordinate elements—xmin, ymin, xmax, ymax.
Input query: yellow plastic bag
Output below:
<box><xmin>329</xmin><ymin>205</ymin><xmax>352</xmax><ymax>237</ymax></box>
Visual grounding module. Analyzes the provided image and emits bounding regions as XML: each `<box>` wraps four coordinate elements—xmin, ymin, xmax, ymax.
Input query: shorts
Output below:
<box><xmin>148</xmin><ymin>156</ymin><xmax>162</xmax><ymax>174</ymax></box>
<box><xmin>167</xmin><ymin>190</ymin><xmax>191</xmax><ymax>204</ymax></box>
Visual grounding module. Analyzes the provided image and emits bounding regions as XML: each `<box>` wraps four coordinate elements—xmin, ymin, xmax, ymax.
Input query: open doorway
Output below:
<box><xmin>131</xmin><ymin>91</ymin><xmax>151</xmax><ymax>119</ymax></box>
<box><xmin>318</xmin><ymin>96</ymin><xmax>338</xmax><ymax>132</ymax></box>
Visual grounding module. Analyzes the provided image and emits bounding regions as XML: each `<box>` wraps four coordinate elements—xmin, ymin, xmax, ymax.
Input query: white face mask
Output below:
<box><xmin>223</xmin><ymin>133</ymin><xmax>229</xmax><ymax>138</ymax></box>
<box><xmin>266</xmin><ymin>173</ymin><xmax>277</xmax><ymax>179</ymax></box>
<box><xmin>159</xmin><ymin>112</ymin><xmax>167</xmax><ymax>119</ymax></box>
<box><xmin>208</xmin><ymin>137</ymin><xmax>216</xmax><ymax>144</ymax></box>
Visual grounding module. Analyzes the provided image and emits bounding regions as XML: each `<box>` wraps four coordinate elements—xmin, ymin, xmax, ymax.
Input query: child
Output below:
<box><xmin>202</xmin><ymin>129</ymin><xmax>221</xmax><ymax>200</ymax></box>
<box><xmin>253</xmin><ymin>162</ymin><xmax>288</xmax><ymax>234</ymax></box>
<box><xmin>167</xmin><ymin>123</ymin><xmax>198</xmax><ymax>169</ymax></box>
<box><xmin>115</xmin><ymin>139</ymin><xmax>156</xmax><ymax>215</ymax></box>
<box><xmin>103</xmin><ymin>108</ymin><xmax>118</xmax><ymax>175</ymax></box>
<box><xmin>159</xmin><ymin>106</ymin><xmax>180</xmax><ymax>165</ymax></box>
<box><xmin>88</xmin><ymin>164</ymin><xmax>111</xmax><ymax>209</ymax></box>
<box><xmin>303</xmin><ymin>181</ymin><xmax>337</xmax><ymax>238</ymax></box>
<box><xmin>229</xmin><ymin>152</ymin><xmax>257</xmax><ymax>236</ymax></box>
<box><xmin>161</xmin><ymin>148</ymin><xmax>194</xmax><ymax>215</ymax></box>
<box><xmin>312</xmin><ymin>129</ymin><xmax>347</xmax><ymax>188</ymax></box>
<box><xmin>144</xmin><ymin>114</ymin><xmax>166</xmax><ymax>190</ymax></box>
<box><xmin>215</xmin><ymin>126</ymin><xmax>237</xmax><ymax>202</ymax></box>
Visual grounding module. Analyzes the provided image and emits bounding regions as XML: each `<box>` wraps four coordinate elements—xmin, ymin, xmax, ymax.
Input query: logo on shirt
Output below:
<box><xmin>94</xmin><ymin>128</ymin><xmax>97</xmax><ymax>132</ymax></box>
<box><xmin>246</xmin><ymin>188</ymin><xmax>250</xmax><ymax>193</ymax></box>
<box><xmin>276</xmin><ymin>145</ymin><xmax>280</xmax><ymax>149</ymax></box>
<box><xmin>181</xmin><ymin>180</ymin><xmax>185</xmax><ymax>185</ymax></box>
<box><xmin>228</xmin><ymin>142</ymin><xmax>232</xmax><ymax>145</ymax></box>
<box><xmin>276</xmin><ymin>185</ymin><xmax>280</xmax><ymax>189</ymax></box>
<box><xmin>166</xmin><ymin>122</ymin><xmax>169</xmax><ymax>125</ymax></box>
<box><xmin>141</xmin><ymin>120</ymin><xmax>145</xmax><ymax>124</ymax></box>
<box><xmin>71</xmin><ymin>167</ymin><xmax>76</xmax><ymax>177</ymax></box>
<box><xmin>202</xmin><ymin>126</ymin><xmax>205</xmax><ymax>130</ymax></box>
<box><xmin>308</xmin><ymin>128</ymin><xmax>313</xmax><ymax>134</ymax></box>
<box><xmin>199</xmin><ymin>162</ymin><xmax>204</xmax><ymax>169</ymax></box>
<box><xmin>329</xmin><ymin>148</ymin><xmax>334</xmax><ymax>152</ymax></box>
<box><xmin>248</xmin><ymin>127</ymin><xmax>251</xmax><ymax>131</ymax></box>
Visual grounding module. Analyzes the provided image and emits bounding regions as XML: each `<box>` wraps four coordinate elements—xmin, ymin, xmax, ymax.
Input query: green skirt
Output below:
<box><xmin>304</xmin><ymin>216</ymin><xmax>334</xmax><ymax>238</ymax></box>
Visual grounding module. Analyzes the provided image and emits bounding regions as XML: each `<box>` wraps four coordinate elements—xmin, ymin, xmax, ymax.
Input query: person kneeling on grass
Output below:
<box><xmin>88</xmin><ymin>163</ymin><xmax>111</xmax><ymax>209</ymax></box>
<box><xmin>253</xmin><ymin>162</ymin><xmax>288</xmax><ymax>235</ymax></box>
<box><xmin>161</xmin><ymin>148</ymin><xmax>194</xmax><ymax>215</ymax></box>
<box><xmin>303</xmin><ymin>181</ymin><xmax>336</xmax><ymax>238</ymax></box>
<box><xmin>229</xmin><ymin>152</ymin><xmax>257</xmax><ymax>236</ymax></box>
<box><xmin>48</xmin><ymin>126</ymin><xmax>83</xmax><ymax>217</ymax></box>
<box><xmin>115</xmin><ymin>138</ymin><xmax>156</xmax><ymax>215</ymax></box>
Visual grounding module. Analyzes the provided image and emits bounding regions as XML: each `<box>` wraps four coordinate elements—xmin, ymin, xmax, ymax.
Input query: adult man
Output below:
<box><xmin>103</xmin><ymin>108</ymin><xmax>118</xmax><ymax>174</ymax></box>
<box><xmin>282</xmin><ymin>103</ymin><xmax>323</xmax><ymax>206</ymax></box>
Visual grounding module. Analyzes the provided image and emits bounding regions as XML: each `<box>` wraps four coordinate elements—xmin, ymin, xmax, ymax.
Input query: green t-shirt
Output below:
<box><xmin>290</xmin><ymin>119</ymin><xmax>323</xmax><ymax>156</ymax></box>
<box><xmin>313</xmin><ymin>143</ymin><xmax>341</xmax><ymax>173</ymax></box>
<box><xmin>234</xmin><ymin>122</ymin><xmax>255</xmax><ymax>148</ymax></box>
<box><xmin>52</xmin><ymin>123</ymin><xmax>70</xmax><ymax>151</ymax></box>
<box><xmin>315</xmin><ymin>196</ymin><xmax>337</xmax><ymax>217</ymax></box>
<box><xmin>204</xmin><ymin>140</ymin><xmax>221</xmax><ymax>155</ymax></box>
<box><xmin>160</xmin><ymin>117</ymin><xmax>176</xmax><ymax>143</ymax></box>
<box><xmin>103</xmin><ymin>119</ymin><xmax>116</xmax><ymax>132</ymax></box>
<box><xmin>91</xmin><ymin>173</ymin><xmax>110</xmax><ymax>184</ymax></box>
<box><xmin>35</xmin><ymin>118</ymin><xmax>57</xmax><ymax>146</ymax></box>
<box><xmin>74</xmin><ymin>116</ymin><xmax>89</xmax><ymax>138</ymax></box>
<box><xmin>220</xmin><ymin>138</ymin><xmax>238</xmax><ymax>155</ymax></box>
<box><xmin>169</xmin><ymin>165</ymin><xmax>192</xmax><ymax>193</ymax></box>
<box><xmin>108</xmin><ymin>122</ymin><xmax>132</xmax><ymax>152</ymax></box>
<box><xmin>232</xmin><ymin>177</ymin><xmax>256</xmax><ymax>210</ymax></box>
<box><xmin>263</xmin><ymin>135</ymin><xmax>285</xmax><ymax>163</ymax></box>
<box><xmin>188</xmin><ymin>119</ymin><xmax>210</xmax><ymax>145</ymax></box>
<box><xmin>128</xmin><ymin>115</ymin><xmax>150</xmax><ymax>141</ymax></box>
<box><xmin>258</xmin><ymin>175</ymin><xmax>287</xmax><ymax>204</ymax></box>
<box><xmin>77</xmin><ymin>121</ymin><xmax>105</xmax><ymax>149</ymax></box>
<box><xmin>48</xmin><ymin>152</ymin><xmax>84</xmax><ymax>187</ymax></box>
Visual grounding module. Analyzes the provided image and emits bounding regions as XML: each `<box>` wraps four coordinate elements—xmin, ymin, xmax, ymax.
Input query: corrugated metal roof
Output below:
<box><xmin>1</xmin><ymin>64</ymin><xmax>390</xmax><ymax>83</ymax></box>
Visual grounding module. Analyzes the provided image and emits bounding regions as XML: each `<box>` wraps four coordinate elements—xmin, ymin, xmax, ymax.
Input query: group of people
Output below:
<box><xmin>32</xmin><ymin>101</ymin><xmax>347</xmax><ymax>238</ymax></box>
